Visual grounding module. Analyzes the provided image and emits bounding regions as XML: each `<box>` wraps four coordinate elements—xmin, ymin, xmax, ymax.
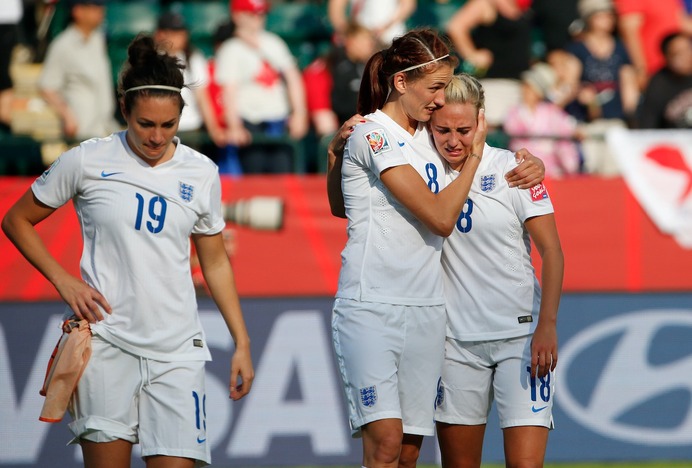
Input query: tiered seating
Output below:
<box><xmin>169</xmin><ymin>1</ymin><xmax>229</xmax><ymax>57</ymax></box>
<box><xmin>264</xmin><ymin>2</ymin><xmax>333</xmax><ymax>69</ymax></box>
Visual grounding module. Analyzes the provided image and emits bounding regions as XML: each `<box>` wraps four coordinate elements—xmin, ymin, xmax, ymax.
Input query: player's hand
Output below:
<box><xmin>54</xmin><ymin>274</ymin><xmax>111</xmax><ymax>323</ymax></box>
<box><xmin>530</xmin><ymin>322</ymin><xmax>558</xmax><ymax>379</ymax></box>
<box><xmin>505</xmin><ymin>148</ymin><xmax>545</xmax><ymax>188</ymax></box>
<box><xmin>470</xmin><ymin>108</ymin><xmax>487</xmax><ymax>157</ymax></box>
<box><xmin>229</xmin><ymin>345</ymin><xmax>254</xmax><ymax>400</ymax></box>
<box><xmin>328</xmin><ymin>114</ymin><xmax>366</xmax><ymax>157</ymax></box>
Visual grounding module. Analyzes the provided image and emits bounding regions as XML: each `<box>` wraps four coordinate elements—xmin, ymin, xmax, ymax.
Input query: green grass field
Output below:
<box><xmin>292</xmin><ymin>464</ymin><xmax>691</xmax><ymax>468</ymax></box>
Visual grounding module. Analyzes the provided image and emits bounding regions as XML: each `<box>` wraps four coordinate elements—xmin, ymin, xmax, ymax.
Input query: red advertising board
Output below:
<box><xmin>0</xmin><ymin>175</ymin><xmax>690</xmax><ymax>301</ymax></box>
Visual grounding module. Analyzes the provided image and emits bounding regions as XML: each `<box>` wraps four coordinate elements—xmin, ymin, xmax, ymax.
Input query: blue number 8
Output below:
<box><xmin>425</xmin><ymin>163</ymin><xmax>439</xmax><ymax>194</ymax></box>
<box><xmin>456</xmin><ymin>198</ymin><xmax>474</xmax><ymax>233</ymax></box>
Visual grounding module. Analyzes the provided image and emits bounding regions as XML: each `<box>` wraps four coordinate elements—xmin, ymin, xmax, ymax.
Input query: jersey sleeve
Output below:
<box><xmin>346</xmin><ymin>125</ymin><xmax>408</xmax><ymax>177</ymax></box>
<box><xmin>192</xmin><ymin>167</ymin><xmax>225</xmax><ymax>235</ymax></box>
<box><xmin>511</xmin><ymin>181</ymin><xmax>554</xmax><ymax>222</ymax></box>
<box><xmin>31</xmin><ymin>147</ymin><xmax>83</xmax><ymax>208</ymax></box>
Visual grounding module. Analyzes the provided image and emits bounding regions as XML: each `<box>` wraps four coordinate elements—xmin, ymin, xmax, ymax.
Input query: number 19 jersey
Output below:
<box><xmin>32</xmin><ymin>132</ymin><xmax>225</xmax><ymax>361</ymax></box>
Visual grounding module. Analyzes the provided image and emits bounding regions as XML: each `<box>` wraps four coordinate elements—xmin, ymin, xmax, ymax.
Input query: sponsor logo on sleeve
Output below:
<box><xmin>530</xmin><ymin>183</ymin><xmax>549</xmax><ymax>202</ymax></box>
<box><xmin>364</xmin><ymin>129</ymin><xmax>392</xmax><ymax>157</ymax></box>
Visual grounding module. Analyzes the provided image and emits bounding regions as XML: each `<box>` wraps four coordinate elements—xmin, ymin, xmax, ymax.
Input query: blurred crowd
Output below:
<box><xmin>1</xmin><ymin>0</ymin><xmax>691</xmax><ymax>178</ymax></box>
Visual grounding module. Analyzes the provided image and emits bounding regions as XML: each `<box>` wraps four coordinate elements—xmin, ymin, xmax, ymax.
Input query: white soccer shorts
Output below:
<box><xmin>332</xmin><ymin>298</ymin><xmax>447</xmax><ymax>437</ymax></box>
<box><xmin>68</xmin><ymin>334</ymin><xmax>211</xmax><ymax>466</ymax></box>
<box><xmin>435</xmin><ymin>334</ymin><xmax>555</xmax><ymax>429</ymax></box>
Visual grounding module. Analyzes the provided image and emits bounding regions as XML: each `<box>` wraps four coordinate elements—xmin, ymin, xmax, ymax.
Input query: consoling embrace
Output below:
<box><xmin>326</xmin><ymin>27</ymin><xmax>564</xmax><ymax>468</ymax></box>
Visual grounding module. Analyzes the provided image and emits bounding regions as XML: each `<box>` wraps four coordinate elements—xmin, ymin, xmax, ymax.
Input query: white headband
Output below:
<box><xmin>124</xmin><ymin>85</ymin><xmax>182</xmax><ymax>94</ymax></box>
<box><xmin>392</xmin><ymin>54</ymin><xmax>450</xmax><ymax>75</ymax></box>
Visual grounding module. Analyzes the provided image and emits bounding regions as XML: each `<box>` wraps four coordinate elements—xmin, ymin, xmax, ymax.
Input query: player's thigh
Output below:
<box><xmin>435</xmin><ymin>338</ymin><xmax>494</xmax><ymax>425</ymax></box>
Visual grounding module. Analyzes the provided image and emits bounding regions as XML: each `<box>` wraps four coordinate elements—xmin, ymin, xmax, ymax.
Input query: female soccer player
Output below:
<box><xmin>1</xmin><ymin>34</ymin><xmax>254</xmax><ymax>468</ymax></box>
<box><xmin>329</xmin><ymin>28</ymin><xmax>487</xmax><ymax>468</ymax></box>
<box><xmin>432</xmin><ymin>74</ymin><xmax>564</xmax><ymax>468</ymax></box>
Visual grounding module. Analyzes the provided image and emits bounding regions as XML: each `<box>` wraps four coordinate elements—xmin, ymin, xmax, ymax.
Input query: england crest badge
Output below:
<box><xmin>179</xmin><ymin>181</ymin><xmax>194</xmax><ymax>203</ymax></box>
<box><xmin>480</xmin><ymin>173</ymin><xmax>497</xmax><ymax>193</ymax></box>
<box><xmin>360</xmin><ymin>385</ymin><xmax>378</xmax><ymax>407</ymax></box>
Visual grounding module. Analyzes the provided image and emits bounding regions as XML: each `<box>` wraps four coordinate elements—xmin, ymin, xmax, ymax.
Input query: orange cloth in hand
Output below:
<box><xmin>39</xmin><ymin>318</ymin><xmax>92</xmax><ymax>423</ymax></box>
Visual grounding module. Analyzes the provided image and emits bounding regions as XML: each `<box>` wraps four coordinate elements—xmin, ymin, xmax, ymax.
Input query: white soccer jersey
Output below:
<box><xmin>32</xmin><ymin>131</ymin><xmax>225</xmax><ymax>361</ymax></box>
<box><xmin>442</xmin><ymin>144</ymin><xmax>554</xmax><ymax>341</ymax></box>
<box><xmin>336</xmin><ymin>110</ymin><xmax>447</xmax><ymax>306</ymax></box>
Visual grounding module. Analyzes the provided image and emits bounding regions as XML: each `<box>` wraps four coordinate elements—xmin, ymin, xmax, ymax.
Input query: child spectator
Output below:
<box><xmin>504</xmin><ymin>62</ymin><xmax>582</xmax><ymax>178</ymax></box>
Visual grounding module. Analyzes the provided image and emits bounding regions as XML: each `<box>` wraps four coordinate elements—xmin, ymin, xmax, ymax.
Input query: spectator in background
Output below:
<box><xmin>38</xmin><ymin>0</ymin><xmax>120</xmax><ymax>140</ymax></box>
<box><xmin>215</xmin><ymin>0</ymin><xmax>308</xmax><ymax>174</ymax></box>
<box><xmin>327</xmin><ymin>0</ymin><xmax>416</xmax><ymax>46</ymax></box>
<box><xmin>564</xmin><ymin>0</ymin><xmax>639</xmax><ymax>176</ymax></box>
<box><xmin>302</xmin><ymin>22</ymin><xmax>377</xmax><ymax>139</ymax></box>
<box><xmin>614</xmin><ymin>0</ymin><xmax>692</xmax><ymax>89</ymax></box>
<box><xmin>637</xmin><ymin>32</ymin><xmax>692</xmax><ymax>128</ymax></box>
<box><xmin>545</xmin><ymin>48</ymin><xmax>585</xmax><ymax>121</ymax></box>
<box><xmin>531</xmin><ymin>0</ymin><xmax>579</xmax><ymax>54</ymax></box>
<box><xmin>0</xmin><ymin>0</ymin><xmax>22</xmax><ymax>133</ymax></box>
<box><xmin>206</xmin><ymin>20</ymin><xmax>243</xmax><ymax>175</ymax></box>
<box><xmin>504</xmin><ymin>62</ymin><xmax>582</xmax><ymax>178</ymax></box>
<box><xmin>445</xmin><ymin>0</ymin><xmax>533</xmax><ymax>129</ymax></box>
<box><xmin>154</xmin><ymin>11</ymin><xmax>224</xmax><ymax>148</ymax></box>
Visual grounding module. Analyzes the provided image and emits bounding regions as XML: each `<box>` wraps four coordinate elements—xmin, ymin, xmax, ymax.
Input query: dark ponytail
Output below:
<box><xmin>356</xmin><ymin>28</ymin><xmax>458</xmax><ymax>115</ymax></box>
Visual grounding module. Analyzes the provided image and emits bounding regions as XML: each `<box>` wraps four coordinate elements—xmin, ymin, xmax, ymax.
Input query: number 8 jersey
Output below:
<box><xmin>442</xmin><ymin>144</ymin><xmax>554</xmax><ymax>341</ymax></box>
<box><xmin>337</xmin><ymin>110</ymin><xmax>448</xmax><ymax>306</ymax></box>
<box><xmin>32</xmin><ymin>131</ymin><xmax>225</xmax><ymax>361</ymax></box>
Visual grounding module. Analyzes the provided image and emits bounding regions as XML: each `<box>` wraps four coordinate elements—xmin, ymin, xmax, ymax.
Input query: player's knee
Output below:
<box><xmin>397</xmin><ymin>443</ymin><xmax>421</xmax><ymax>468</ymax></box>
<box><xmin>367</xmin><ymin>433</ymin><xmax>402</xmax><ymax>465</ymax></box>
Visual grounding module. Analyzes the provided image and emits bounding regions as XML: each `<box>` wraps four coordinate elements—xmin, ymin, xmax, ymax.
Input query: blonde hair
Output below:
<box><xmin>444</xmin><ymin>74</ymin><xmax>485</xmax><ymax>113</ymax></box>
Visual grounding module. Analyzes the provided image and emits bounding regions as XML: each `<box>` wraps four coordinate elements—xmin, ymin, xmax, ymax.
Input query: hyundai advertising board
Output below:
<box><xmin>1</xmin><ymin>294</ymin><xmax>691</xmax><ymax>466</ymax></box>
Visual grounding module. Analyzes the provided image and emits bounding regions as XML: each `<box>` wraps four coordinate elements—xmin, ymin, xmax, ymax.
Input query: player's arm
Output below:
<box><xmin>193</xmin><ymin>232</ymin><xmax>254</xmax><ymax>400</ymax></box>
<box><xmin>1</xmin><ymin>188</ymin><xmax>111</xmax><ymax>322</ymax></box>
<box><xmin>525</xmin><ymin>213</ymin><xmax>564</xmax><ymax>379</ymax></box>
<box><xmin>380</xmin><ymin>109</ymin><xmax>488</xmax><ymax>237</ymax></box>
<box><xmin>327</xmin><ymin>114</ymin><xmax>366</xmax><ymax>218</ymax></box>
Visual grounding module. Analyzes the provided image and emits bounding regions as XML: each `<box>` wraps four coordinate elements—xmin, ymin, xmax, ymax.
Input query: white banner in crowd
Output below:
<box><xmin>607</xmin><ymin>128</ymin><xmax>692</xmax><ymax>248</ymax></box>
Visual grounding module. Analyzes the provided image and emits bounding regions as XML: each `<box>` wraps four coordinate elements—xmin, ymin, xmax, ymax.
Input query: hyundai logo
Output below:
<box><xmin>558</xmin><ymin>310</ymin><xmax>692</xmax><ymax>445</ymax></box>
